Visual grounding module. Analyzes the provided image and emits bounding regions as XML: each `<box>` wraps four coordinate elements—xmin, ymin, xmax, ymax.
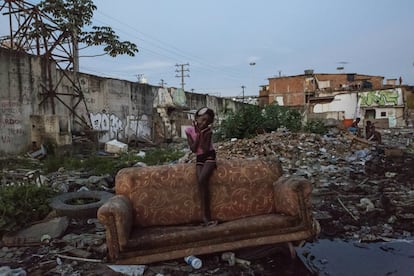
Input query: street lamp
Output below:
<box><xmin>249</xmin><ymin>62</ymin><xmax>256</xmax><ymax>97</ymax></box>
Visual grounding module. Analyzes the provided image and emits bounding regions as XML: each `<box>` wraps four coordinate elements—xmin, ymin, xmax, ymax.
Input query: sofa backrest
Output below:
<box><xmin>115</xmin><ymin>158</ymin><xmax>283</xmax><ymax>227</ymax></box>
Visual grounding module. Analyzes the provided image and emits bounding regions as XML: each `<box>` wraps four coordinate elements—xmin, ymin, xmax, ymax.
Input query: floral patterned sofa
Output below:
<box><xmin>97</xmin><ymin>158</ymin><xmax>319</xmax><ymax>264</ymax></box>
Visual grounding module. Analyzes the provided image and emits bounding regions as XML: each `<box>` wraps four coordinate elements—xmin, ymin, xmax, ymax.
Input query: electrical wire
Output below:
<box><xmin>93</xmin><ymin>10</ymin><xmax>246</xmax><ymax>81</ymax></box>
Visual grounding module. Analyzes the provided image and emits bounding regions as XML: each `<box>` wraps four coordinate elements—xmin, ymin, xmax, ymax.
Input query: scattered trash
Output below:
<box><xmin>56</xmin><ymin>253</ymin><xmax>102</xmax><ymax>263</ymax></box>
<box><xmin>221</xmin><ymin>252</ymin><xmax>251</xmax><ymax>267</ymax></box>
<box><xmin>385</xmin><ymin>172</ymin><xmax>397</xmax><ymax>178</ymax></box>
<box><xmin>358</xmin><ymin>198</ymin><xmax>375</xmax><ymax>212</ymax></box>
<box><xmin>40</xmin><ymin>234</ymin><xmax>52</xmax><ymax>244</ymax></box>
<box><xmin>221</xmin><ymin>252</ymin><xmax>235</xmax><ymax>266</ymax></box>
<box><xmin>136</xmin><ymin>151</ymin><xmax>146</xmax><ymax>158</ymax></box>
<box><xmin>105</xmin><ymin>139</ymin><xmax>128</xmax><ymax>154</ymax></box>
<box><xmin>234</xmin><ymin>257</ymin><xmax>251</xmax><ymax>266</ymax></box>
<box><xmin>133</xmin><ymin>161</ymin><xmax>147</xmax><ymax>167</ymax></box>
<box><xmin>1</xmin><ymin>130</ymin><xmax>413</xmax><ymax>275</ymax></box>
<box><xmin>0</xmin><ymin>266</ymin><xmax>27</xmax><ymax>276</ymax></box>
<box><xmin>107</xmin><ymin>265</ymin><xmax>147</xmax><ymax>276</ymax></box>
<box><xmin>28</xmin><ymin>144</ymin><xmax>47</xmax><ymax>159</ymax></box>
<box><xmin>184</xmin><ymin>255</ymin><xmax>202</xmax><ymax>269</ymax></box>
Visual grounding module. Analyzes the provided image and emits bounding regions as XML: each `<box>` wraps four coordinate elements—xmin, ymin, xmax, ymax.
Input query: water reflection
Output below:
<box><xmin>296</xmin><ymin>238</ymin><xmax>414</xmax><ymax>276</ymax></box>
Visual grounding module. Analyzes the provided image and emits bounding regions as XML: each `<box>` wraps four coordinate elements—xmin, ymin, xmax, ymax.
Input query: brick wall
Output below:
<box><xmin>266</xmin><ymin>73</ymin><xmax>385</xmax><ymax>107</ymax></box>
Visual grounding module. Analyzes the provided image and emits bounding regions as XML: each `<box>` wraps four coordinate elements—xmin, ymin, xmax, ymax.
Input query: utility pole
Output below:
<box><xmin>241</xmin><ymin>85</ymin><xmax>245</xmax><ymax>103</ymax></box>
<box><xmin>159</xmin><ymin>79</ymin><xmax>167</xmax><ymax>87</ymax></box>
<box><xmin>175</xmin><ymin>63</ymin><xmax>190</xmax><ymax>90</ymax></box>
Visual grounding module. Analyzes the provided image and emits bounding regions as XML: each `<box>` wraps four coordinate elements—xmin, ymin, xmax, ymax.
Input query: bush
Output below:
<box><xmin>0</xmin><ymin>184</ymin><xmax>57</xmax><ymax>233</ymax></box>
<box><xmin>215</xmin><ymin>105</ymin><xmax>263</xmax><ymax>140</ymax></box>
<box><xmin>216</xmin><ymin>103</ymin><xmax>303</xmax><ymax>140</ymax></box>
<box><xmin>263</xmin><ymin>103</ymin><xmax>302</xmax><ymax>132</ymax></box>
<box><xmin>304</xmin><ymin>119</ymin><xmax>328</xmax><ymax>134</ymax></box>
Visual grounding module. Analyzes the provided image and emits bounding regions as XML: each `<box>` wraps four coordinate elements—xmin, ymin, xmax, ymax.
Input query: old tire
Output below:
<box><xmin>49</xmin><ymin>191</ymin><xmax>114</xmax><ymax>219</ymax></box>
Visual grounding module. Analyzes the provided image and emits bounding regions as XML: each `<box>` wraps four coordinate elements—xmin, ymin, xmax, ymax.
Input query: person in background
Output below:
<box><xmin>365</xmin><ymin>120</ymin><xmax>382</xmax><ymax>144</ymax></box>
<box><xmin>348</xmin><ymin>117</ymin><xmax>361</xmax><ymax>136</ymax></box>
<box><xmin>185</xmin><ymin>107</ymin><xmax>217</xmax><ymax>226</ymax></box>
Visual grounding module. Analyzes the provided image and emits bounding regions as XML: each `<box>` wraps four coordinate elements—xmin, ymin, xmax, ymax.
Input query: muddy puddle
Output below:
<box><xmin>296</xmin><ymin>238</ymin><xmax>414</xmax><ymax>276</ymax></box>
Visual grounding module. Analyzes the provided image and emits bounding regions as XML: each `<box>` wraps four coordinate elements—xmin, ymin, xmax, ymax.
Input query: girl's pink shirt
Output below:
<box><xmin>185</xmin><ymin>126</ymin><xmax>214</xmax><ymax>155</ymax></box>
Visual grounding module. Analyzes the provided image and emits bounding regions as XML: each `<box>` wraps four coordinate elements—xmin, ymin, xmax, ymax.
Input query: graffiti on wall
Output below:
<box><xmin>90</xmin><ymin>112</ymin><xmax>124</xmax><ymax>141</ymax></box>
<box><xmin>0</xmin><ymin>101</ymin><xmax>26</xmax><ymax>146</ymax></box>
<box><xmin>126</xmin><ymin>114</ymin><xmax>151</xmax><ymax>140</ymax></box>
<box><xmin>89</xmin><ymin>112</ymin><xmax>152</xmax><ymax>143</ymax></box>
<box><xmin>359</xmin><ymin>89</ymin><xmax>402</xmax><ymax>107</ymax></box>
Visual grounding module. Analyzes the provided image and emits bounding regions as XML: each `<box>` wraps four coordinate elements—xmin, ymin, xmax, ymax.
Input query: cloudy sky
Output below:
<box><xmin>2</xmin><ymin>0</ymin><xmax>414</xmax><ymax>97</ymax></box>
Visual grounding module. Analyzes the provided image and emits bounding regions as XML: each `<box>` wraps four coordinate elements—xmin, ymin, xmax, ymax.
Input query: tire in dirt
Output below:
<box><xmin>49</xmin><ymin>190</ymin><xmax>114</xmax><ymax>219</ymax></box>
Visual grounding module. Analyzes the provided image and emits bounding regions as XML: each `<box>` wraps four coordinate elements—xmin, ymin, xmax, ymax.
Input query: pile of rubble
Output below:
<box><xmin>213</xmin><ymin>130</ymin><xmax>414</xmax><ymax>241</ymax></box>
<box><xmin>1</xmin><ymin>128</ymin><xmax>413</xmax><ymax>275</ymax></box>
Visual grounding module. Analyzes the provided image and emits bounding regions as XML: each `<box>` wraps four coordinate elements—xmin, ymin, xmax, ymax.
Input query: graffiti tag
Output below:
<box><xmin>90</xmin><ymin>112</ymin><xmax>124</xmax><ymax>141</ymax></box>
<box><xmin>359</xmin><ymin>89</ymin><xmax>400</xmax><ymax>106</ymax></box>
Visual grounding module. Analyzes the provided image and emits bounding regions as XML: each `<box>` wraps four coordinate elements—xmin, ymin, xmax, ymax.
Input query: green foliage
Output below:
<box><xmin>0</xmin><ymin>147</ymin><xmax>184</xmax><ymax>233</ymax></box>
<box><xmin>81</xmin><ymin>26</ymin><xmax>138</xmax><ymax>57</ymax></box>
<box><xmin>135</xmin><ymin>148</ymin><xmax>185</xmax><ymax>166</ymax></box>
<box><xmin>304</xmin><ymin>119</ymin><xmax>328</xmax><ymax>135</ymax></box>
<box><xmin>38</xmin><ymin>0</ymin><xmax>96</xmax><ymax>32</ymax></box>
<box><xmin>36</xmin><ymin>0</ymin><xmax>138</xmax><ymax>57</ymax></box>
<box><xmin>263</xmin><ymin>103</ymin><xmax>302</xmax><ymax>132</ymax></box>
<box><xmin>42</xmin><ymin>148</ymin><xmax>185</xmax><ymax>175</ymax></box>
<box><xmin>215</xmin><ymin>105</ymin><xmax>263</xmax><ymax>140</ymax></box>
<box><xmin>216</xmin><ymin>104</ymin><xmax>303</xmax><ymax>140</ymax></box>
<box><xmin>0</xmin><ymin>184</ymin><xmax>57</xmax><ymax>233</ymax></box>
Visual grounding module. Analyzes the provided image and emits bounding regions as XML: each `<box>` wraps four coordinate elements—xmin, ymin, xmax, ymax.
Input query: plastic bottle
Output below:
<box><xmin>184</xmin><ymin>255</ymin><xmax>202</xmax><ymax>269</ymax></box>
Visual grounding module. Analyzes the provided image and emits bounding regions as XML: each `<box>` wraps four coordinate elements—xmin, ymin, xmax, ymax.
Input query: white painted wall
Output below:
<box><xmin>313</xmin><ymin>93</ymin><xmax>358</xmax><ymax>119</ymax></box>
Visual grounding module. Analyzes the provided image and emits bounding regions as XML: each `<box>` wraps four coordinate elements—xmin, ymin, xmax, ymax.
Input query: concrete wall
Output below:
<box><xmin>0</xmin><ymin>47</ymin><xmax>243</xmax><ymax>155</ymax></box>
<box><xmin>314</xmin><ymin>93</ymin><xmax>357</xmax><ymax>120</ymax></box>
<box><xmin>312</xmin><ymin>88</ymin><xmax>406</xmax><ymax>128</ymax></box>
<box><xmin>1</xmin><ymin>48</ymin><xmax>44</xmax><ymax>154</ymax></box>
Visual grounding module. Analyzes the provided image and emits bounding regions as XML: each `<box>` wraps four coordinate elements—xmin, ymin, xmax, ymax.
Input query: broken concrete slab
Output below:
<box><xmin>2</xmin><ymin>217</ymin><xmax>69</xmax><ymax>246</ymax></box>
<box><xmin>105</xmin><ymin>139</ymin><xmax>128</xmax><ymax>154</ymax></box>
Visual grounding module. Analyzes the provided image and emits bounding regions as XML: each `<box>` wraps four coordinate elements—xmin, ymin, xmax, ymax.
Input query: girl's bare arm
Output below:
<box><xmin>199</xmin><ymin>127</ymin><xmax>212</xmax><ymax>153</ymax></box>
<box><xmin>186</xmin><ymin>132</ymin><xmax>199</xmax><ymax>153</ymax></box>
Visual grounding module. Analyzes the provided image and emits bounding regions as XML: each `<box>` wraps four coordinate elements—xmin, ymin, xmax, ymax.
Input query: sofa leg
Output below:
<box><xmin>287</xmin><ymin>242</ymin><xmax>296</xmax><ymax>259</ymax></box>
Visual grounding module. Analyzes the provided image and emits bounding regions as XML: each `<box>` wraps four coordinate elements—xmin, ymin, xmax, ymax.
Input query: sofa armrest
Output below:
<box><xmin>97</xmin><ymin>195</ymin><xmax>133</xmax><ymax>260</ymax></box>
<box><xmin>273</xmin><ymin>176</ymin><xmax>313</xmax><ymax>220</ymax></box>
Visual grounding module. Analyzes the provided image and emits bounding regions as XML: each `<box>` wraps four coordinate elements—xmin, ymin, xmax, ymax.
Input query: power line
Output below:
<box><xmin>92</xmin><ymin>10</ymin><xmax>246</xmax><ymax>81</ymax></box>
<box><xmin>175</xmin><ymin>63</ymin><xmax>190</xmax><ymax>90</ymax></box>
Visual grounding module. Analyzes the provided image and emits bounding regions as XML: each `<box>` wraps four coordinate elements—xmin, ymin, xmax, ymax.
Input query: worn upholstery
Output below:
<box><xmin>115</xmin><ymin>158</ymin><xmax>283</xmax><ymax>227</ymax></box>
<box><xmin>273</xmin><ymin>176</ymin><xmax>313</xmax><ymax>217</ymax></box>
<box><xmin>98</xmin><ymin>158</ymin><xmax>319</xmax><ymax>264</ymax></box>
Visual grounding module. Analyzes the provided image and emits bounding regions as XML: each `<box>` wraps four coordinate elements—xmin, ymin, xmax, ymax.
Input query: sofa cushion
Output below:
<box><xmin>115</xmin><ymin>159</ymin><xmax>283</xmax><ymax>227</ymax></box>
<box><xmin>125</xmin><ymin>213</ymin><xmax>299</xmax><ymax>252</ymax></box>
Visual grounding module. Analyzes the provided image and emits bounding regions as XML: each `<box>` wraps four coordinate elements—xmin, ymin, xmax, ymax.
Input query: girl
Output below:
<box><xmin>185</xmin><ymin>107</ymin><xmax>217</xmax><ymax>226</ymax></box>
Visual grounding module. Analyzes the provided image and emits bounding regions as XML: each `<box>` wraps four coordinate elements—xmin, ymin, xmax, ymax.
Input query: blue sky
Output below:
<box><xmin>2</xmin><ymin>0</ymin><xmax>414</xmax><ymax>97</ymax></box>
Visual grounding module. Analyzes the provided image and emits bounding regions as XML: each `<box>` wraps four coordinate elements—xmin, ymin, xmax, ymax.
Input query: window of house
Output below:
<box><xmin>381</xmin><ymin>111</ymin><xmax>387</xmax><ymax>117</ymax></box>
<box><xmin>365</xmin><ymin>109</ymin><xmax>376</xmax><ymax>119</ymax></box>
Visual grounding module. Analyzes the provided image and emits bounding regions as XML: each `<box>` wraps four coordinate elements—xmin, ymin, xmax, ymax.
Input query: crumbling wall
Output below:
<box><xmin>0</xmin><ymin>48</ymin><xmax>42</xmax><ymax>154</ymax></box>
<box><xmin>0</xmin><ymin>48</ymin><xmax>244</xmax><ymax>154</ymax></box>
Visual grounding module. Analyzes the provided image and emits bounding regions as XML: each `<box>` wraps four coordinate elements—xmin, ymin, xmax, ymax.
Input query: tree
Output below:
<box><xmin>37</xmin><ymin>0</ymin><xmax>138</xmax><ymax>57</ymax></box>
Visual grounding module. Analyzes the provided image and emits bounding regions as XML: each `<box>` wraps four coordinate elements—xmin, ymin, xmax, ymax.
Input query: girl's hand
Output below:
<box><xmin>200</xmin><ymin>126</ymin><xmax>211</xmax><ymax>133</ymax></box>
<box><xmin>193</xmin><ymin>120</ymin><xmax>200</xmax><ymax>133</ymax></box>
